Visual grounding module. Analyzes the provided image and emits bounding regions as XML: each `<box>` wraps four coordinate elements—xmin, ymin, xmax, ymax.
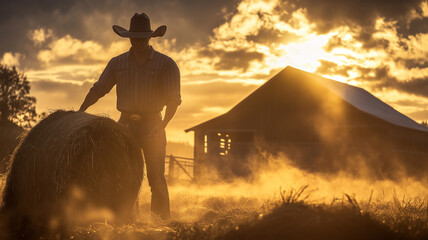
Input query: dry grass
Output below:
<box><xmin>43</xmin><ymin>184</ymin><xmax>427</xmax><ymax>240</ymax></box>
<box><xmin>0</xmin><ymin>172</ymin><xmax>427</xmax><ymax>239</ymax></box>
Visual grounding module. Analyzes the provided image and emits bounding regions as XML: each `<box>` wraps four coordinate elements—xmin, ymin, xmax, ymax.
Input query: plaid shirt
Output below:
<box><xmin>91</xmin><ymin>46</ymin><xmax>181</xmax><ymax>114</ymax></box>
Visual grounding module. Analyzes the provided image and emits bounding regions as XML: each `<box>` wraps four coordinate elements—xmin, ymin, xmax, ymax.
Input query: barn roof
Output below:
<box><xmin>185</xmin><ymin>66</ymin><xmax>428</xmax><ymax>133</ymax></box>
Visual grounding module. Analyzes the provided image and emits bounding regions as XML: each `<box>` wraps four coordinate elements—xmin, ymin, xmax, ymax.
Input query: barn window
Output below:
<box><xmin>207</xmin><ymin>130</ymin><xmax>254</xmax><ymax>157</ymax></box>
<box><xmin>217</xmin><ymin>133</ymin><xmax>231</xmax><ymax>156</ymax></box>
<box><xmin>204</xmin><ymin>134</ymin><xmax>208</xmax><ymax>153</ymax></box>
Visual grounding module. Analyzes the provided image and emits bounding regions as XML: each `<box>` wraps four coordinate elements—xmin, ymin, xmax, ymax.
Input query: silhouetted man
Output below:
<box><xmin>79</xmin><ymin>13</ymin><xmax>181</xmax><ymax>220</ymax></box>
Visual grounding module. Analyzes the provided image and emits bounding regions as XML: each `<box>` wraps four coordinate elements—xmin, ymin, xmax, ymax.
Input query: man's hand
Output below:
<box><xmin>148</xmin><ymin>103</ymin><xmax>179</xmax><ymax>137</ymax></box>
<box><xmin>79</xmin><ymin>89</ymin><xmax>100</xmax><ymax>112</ymax></box>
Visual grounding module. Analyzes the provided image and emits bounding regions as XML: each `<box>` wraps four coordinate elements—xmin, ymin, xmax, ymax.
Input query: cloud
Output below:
<box><xmin>199</xmin><ymin>49</ymin><xmax>264</xmax><ymax>71</ymax></box>
<box><xmin>286</xmin><ymin>0</ymin><xmax>425</xmax><ymax>34</ymax></box>
<box><xmin>0</xmin><ymin>0</ymin><xmax>239</xmax><ymax>57</ymax></box>
<box><xmin>352</xmin><ymin>66</ymin><xmax>428</xmax><ymax>100</ymax></box>
<box><xmin>397</xmin><ymin>58</ymin><xmax>428</xmax><ymax>70</ymax></box>
<box><xmin>2</xmin><ymin>0</ymin><xmax>428</xmax><ymax>143</ymax></box>
<box><xmin>27</xmin><ymin>65</ymin><xmax>103</xmax><ymax>84</ymax></box>
<box><xmin>30</xmin><ymin>80</ymin><xmax>91</xmax><ymax>112</ymax></box>
<box><xmin>401</xmin><ymin>18</ymin><xmax>428</xmax><ymax>36</ymax></box>
<box><xmin>316</xmin><ymin>60</ymin><xmax>352</xmax><ymax>78</ymax></box>
<box><xmin>277</xmin><ymin>0</ymin><xmax>427</xmax><ymax>50</ymax></box>
<box><xmin>392</xmin><ymin>78</ymin><xmax>428</xmax><ymax>98</ymax></box>
<box><xmin>30</xmin><ymin>80</ymin><xmax>118</xmax><ymax>116</ymax></box>
<box><xmin>179</xmin><ymin>80</ymin><xmax>260</xmax><ymax>119</ymax></box>
<box><xmin>1</xmin><ymin>52</ymin><xmax>23</xmax><ymax>66</ymax></box>
<box><xmin>208</xmin><ymin>1</ymin><xmax>313</xmax><ymax>50</ymax></box>
<box><xmin>423</xmin><ymin>1</ymin><xmax>428</xmax><ymax>16</ymax></box>
<box><xmin>30</xmin><ymin>28</ymin><xmax>53</xmax><ymax>45</ymax></box>
<box><xmin>170</xmin><ymin>80</ymin><xmax>261</xmax><ymax>140</ymax></box>
<box><xmin>245</xmin><ymin>28</ymin><xmax>301</xmax><ymax>46</ymax></box>
<box><xmin>303</xmin><ymin>16</ymin><xmax>428</xmax><ymax>93</ymax></box>
<box><xmin>37</xmin><ymin>35</ymin><xmax>126</xmax><ymax>65</ymax></box>
<box><xmin>408</xmin><ymin>109</ymin><xmax>428</xmax><ymax>121</ymax></box>
<box><xmin>191</xmin><ymin>0</ymin><xmax>332</xmax><ymax>77</ymax></box>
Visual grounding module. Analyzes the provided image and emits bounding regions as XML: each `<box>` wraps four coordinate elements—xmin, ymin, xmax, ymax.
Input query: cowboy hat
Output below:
<box><xmin>112</xmin><ymin>13</ymin><xmax>166</xmax><ymax>38</ymax></box>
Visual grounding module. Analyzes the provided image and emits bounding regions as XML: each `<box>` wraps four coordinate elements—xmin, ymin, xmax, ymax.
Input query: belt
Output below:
<box><xmin>121</xmin><ymin>112</ymin><xmax>161</xmax><ymax>121</ymax></box>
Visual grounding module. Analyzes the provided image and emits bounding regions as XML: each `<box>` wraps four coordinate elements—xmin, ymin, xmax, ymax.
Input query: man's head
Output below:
<box><xmin>130</xmin><ymin>38</ymin><xmax>150</xmax><ymax>52</ymax></box>
<box><xmin>113</xmin><ymin>13</ymin><xmax>167</xmax><ymax>39</ymax></box>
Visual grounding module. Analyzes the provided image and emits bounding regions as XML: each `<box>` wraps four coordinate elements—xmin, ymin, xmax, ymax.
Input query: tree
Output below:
<box><xmin>0</xmin><ymin>64</ymin><xmax>37</xmax><ymax>128</ymax></box>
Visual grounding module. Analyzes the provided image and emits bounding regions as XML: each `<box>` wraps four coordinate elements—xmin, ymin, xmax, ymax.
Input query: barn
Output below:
<box><xmin>185</xmin><ymin>67</ymin><xmax>428</xmax><ymax>179</ymax></box>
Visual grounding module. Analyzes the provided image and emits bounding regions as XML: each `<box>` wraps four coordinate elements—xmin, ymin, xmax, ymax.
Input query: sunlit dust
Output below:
<box><xmin>137</xmin><ymin>155</ymin><xmax>428</xmax><ymax>223</ymax></box>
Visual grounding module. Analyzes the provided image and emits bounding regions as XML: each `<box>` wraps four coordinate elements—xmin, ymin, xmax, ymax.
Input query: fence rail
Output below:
<box><xmin>165</xmin><ymin>155</ymin><xmax>194</xmax><ymax>182</ymax></box>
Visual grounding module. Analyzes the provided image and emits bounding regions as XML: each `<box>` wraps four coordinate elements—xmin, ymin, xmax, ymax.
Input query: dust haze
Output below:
<box><xmin>137</xmin><ymin>153</ymin><xmax>428</xmax><ymax>224</ymax></box>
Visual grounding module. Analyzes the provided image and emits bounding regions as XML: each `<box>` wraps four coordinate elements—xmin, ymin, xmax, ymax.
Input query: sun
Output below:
<box><xmin>265</xmin><ymin>33</ymin><xmax>333</xmax><ymax>73</ymax></box>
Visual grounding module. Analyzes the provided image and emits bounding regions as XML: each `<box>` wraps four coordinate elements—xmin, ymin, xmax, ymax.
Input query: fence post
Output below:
<box><xmin>168</xmin><ymin>155</ymin><xmax>175</xmax><ymax>184</ymax></box>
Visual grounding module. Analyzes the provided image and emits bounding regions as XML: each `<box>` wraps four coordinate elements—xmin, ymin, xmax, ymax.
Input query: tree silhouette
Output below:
<box><xmin>0</xmin><ymin>64</ymin><xmax>37</xmax><ymax>128</ymax></box>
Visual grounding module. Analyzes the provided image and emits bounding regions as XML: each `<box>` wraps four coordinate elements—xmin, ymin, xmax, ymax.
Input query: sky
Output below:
<box><xmin>1</xmin><ymin>0</ymin><xmax>428</xmax><ymax>144</ymax></box>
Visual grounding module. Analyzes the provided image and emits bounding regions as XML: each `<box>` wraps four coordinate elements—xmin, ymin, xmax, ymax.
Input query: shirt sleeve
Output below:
<box><xmin>90</xmin><ymin>59</ymin><xmax>117</xmax><ymax>98</ymax></box>
<box><xmin>164</xmin><ymin>59</ymin><xmax>182</xmax><ymax>106</ymax></box>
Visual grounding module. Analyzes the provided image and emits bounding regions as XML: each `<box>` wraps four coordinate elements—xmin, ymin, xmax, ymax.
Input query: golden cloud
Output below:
<box><xmin>1</xmin><ymin>52</ymin><xmax>23</xmax><ymax>66</ymax></box>
<box><xmin>422</xmin><ymin>1</ymin><xmax>428</xmax><ymax>17</ymax></box>
<box><xmin>36</xmin><ymin>32</ymin><xmax>129</xmax><ymax>65</ymax></box>
<box><xmin>30</xmin><ymin>28</ymin><xmax>53</xmax><ymax>45</ymax></box>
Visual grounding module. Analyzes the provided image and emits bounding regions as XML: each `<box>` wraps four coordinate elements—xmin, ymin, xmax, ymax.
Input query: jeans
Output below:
<box><xmin>119</xmin><ymin>113</ymin><xmax>170</xmax><ymax>219</ymax></box>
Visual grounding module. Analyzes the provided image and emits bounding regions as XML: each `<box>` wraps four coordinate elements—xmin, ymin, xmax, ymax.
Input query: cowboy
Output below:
<box><xmin>79</xmin><ymin>13</ymin><xmax>181</xmax><ymax>220</ymax></box>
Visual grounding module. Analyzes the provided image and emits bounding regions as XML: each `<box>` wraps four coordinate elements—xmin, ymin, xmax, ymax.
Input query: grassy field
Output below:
<box><xmin>64</xmin><ymin>184</ymin><xmax>428</xmax><ymax>240</ymax></box>
<box><xmin>1</xmin><ymin>160</ymin><xmax>428</xmax><ymax>240</ymax></box>
<box><xmin>69</xmin><ymin>166</ymin><xmax>428</xmax><ymax>240</ymax></box>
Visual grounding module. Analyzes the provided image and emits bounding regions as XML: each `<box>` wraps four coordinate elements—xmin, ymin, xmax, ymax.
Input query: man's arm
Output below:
<box><xmin>161</xmin><ymin>103</ymin><xmax>179</xmax><ymax>128</ymax></box>
<box><xmin>79</xmin><ymin>89</ymin><xmax>100</xmax><ymax>112</ymax></box>
<box><xmin>149</xmin><ymin>103</ymin><xmax>179</xmax><ymax>136</ymax></box>
<box><xmin>149</xmin><ymin>58</ymin><xmax>181</xmax><ymax>136</ymax></box>
<box><xmin>79</xmin><ymin>59</ymin><xmax>116</xmax><ymax>112</ymax></box>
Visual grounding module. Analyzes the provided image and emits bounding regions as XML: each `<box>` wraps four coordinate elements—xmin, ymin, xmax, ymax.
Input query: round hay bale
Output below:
<box><xmin>0</xmin><ymin>110</ymin><xmax>143</xmax><ymax>238</ymax></box>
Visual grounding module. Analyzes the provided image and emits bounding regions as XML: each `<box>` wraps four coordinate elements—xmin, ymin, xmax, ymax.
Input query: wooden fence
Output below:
<box><xmin>165</xmin><ymin>155</ymin><xmax>194</xmax><ymax>183</ymax></box>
